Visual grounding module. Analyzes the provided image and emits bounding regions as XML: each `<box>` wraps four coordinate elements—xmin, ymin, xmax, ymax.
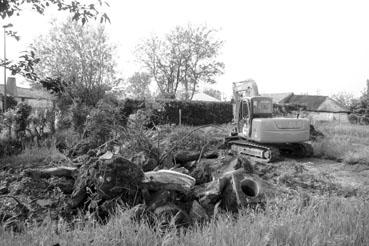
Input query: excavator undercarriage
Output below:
<box><xmin>225</xmin><ymin>136</ymin><xmax>313</xmax><ymax>162</ymax></box>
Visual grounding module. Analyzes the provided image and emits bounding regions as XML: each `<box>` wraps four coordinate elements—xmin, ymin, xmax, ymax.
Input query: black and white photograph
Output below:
<box><xmin>0</xmin><ymin>1</ymin><xmax>368</xmax><ymax>245</ymax></box>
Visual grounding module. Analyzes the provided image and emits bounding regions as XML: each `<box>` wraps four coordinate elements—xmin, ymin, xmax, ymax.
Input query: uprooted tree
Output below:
<box><xmin>137</xmin><ymin>24</ymin><xmax>224</xmax><ymax>100</ymax></box>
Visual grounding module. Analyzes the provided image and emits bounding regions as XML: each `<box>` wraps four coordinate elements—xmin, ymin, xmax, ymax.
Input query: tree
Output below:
<box><xmin>203</xmin><ymin>88</ymin><xmax>222</xmax><ymax>101</ymax></box>
<box><xmin>32</xmin><ymin>18</ymin><xmax>120</xmax><ymax>107</ymax></box>
<box><xmin>126</xmin><ymin>72</ymin><xmax>152</xmax><ymax>99</ymax></box>
<box><xmin>331</xmin><ymin>92</ymin><xmax>355</xmax><ymax>109</ymax></box>
<box><xmin>0</xmin><ymin>0</ymin><xmax>110</xmax><ymax>80</ymax></box>
<box><xmin>137</xmin><ymin>24</ymin><xmax>224</xmax><ymax>100</ymax></box>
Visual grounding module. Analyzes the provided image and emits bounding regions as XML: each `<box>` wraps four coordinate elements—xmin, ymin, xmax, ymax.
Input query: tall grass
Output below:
<box><xmin>0</xmin><ymin>145</ymin><xmax>67</xmax><ymax>170</ymax></box>
<box><xmin>313</xmin><ymin>122</ymin><xmax>369</xmax><ymax>165</ymax></box>
<box><xmin>1</xmin><ymin>196</ymin><xmax>368</xmax><ymax>246</ymax></box>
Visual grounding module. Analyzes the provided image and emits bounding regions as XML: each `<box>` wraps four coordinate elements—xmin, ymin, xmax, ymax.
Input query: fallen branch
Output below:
<box><xmin>24</xmin><ymin>166</ymin><xmax>78</xmax><ymax>179</ymax></box>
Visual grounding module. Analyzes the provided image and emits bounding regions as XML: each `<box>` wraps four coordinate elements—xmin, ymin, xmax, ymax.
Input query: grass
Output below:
<box><xmin>1</xmin><ymin>196</ymin><xmax>369</xmax><ymax>246</ymax></box>
<box><xmin>0</xmin><ymin>145</ymin><xmax>67</xmax><ymax>170</ymax></box>
<box><xmin>312</xmin><ymin>122</ymin><xmax>369</xmax><ymax>164</ymax></box>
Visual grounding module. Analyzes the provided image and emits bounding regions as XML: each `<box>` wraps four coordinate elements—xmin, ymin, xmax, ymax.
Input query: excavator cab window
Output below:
<box><xmin>241</xmin><ymin>101</ymin><xmax>249</xmax><ymax>119</ymax></box>
<box><xmin>252</xmin><ymin>97</ymin><xmax>273</xmax><ymax>118</ymax></box>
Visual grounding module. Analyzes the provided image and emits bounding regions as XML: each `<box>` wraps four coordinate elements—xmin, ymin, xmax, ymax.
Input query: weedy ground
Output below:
<box><xmin>1</xmin><ymin>122</ymin><xmax>369</xmax><ymax>246</ymax></box>
<box><xmin>312</xmin><ymin>122</ymin><xmax>369</xmax><ymax>164</ymax></box>
<box><xmin>1</xmin><ymin>196</ymin><xmax>368</xmax><ymax>246</ymax></box>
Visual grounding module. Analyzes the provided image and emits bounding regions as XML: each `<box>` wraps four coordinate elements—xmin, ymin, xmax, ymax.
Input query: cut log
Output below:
<box><xmin>142</xmin><ymin>170</ymin><xmax>196</xmax><ymax>194</ymax></box>
<box><xmin>221</xmin><ymin>169</ymin><xmax>261</xmax><ymax>212</ymax></box>
<box><xmin>94</xmin><ymin>156</ymin><xmax>144</xmax><ymax>200</ymax></box>
<box><xmin>174</xmin><ymin>150</ymin><xmax>219</xmax><ymax>164</ymax></box>
<box><xmin>24</xmin><ymin>167</ymin><xmax>77</xmax><ymax>179</ymax></box>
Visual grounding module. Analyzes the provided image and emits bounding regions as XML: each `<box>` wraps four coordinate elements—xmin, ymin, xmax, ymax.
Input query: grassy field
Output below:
<box><xmin>1</xmin><ymin>196</ymin><xmax>368</xmax><ymax>246</ymax></box>
<box><xmin>313</xmin><ymin>122</ymin><xmax>369</xmax><ymax>164</ymax></box>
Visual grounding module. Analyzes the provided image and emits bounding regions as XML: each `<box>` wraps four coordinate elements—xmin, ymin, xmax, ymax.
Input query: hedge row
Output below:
<box><xmin>120</xmin><ymin>99</ymin><xmax>233</xmax><ymax>126</ymax></box>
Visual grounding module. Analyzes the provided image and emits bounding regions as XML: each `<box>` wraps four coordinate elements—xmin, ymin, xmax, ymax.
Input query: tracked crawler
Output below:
<box><xmin>227</xmin><ymin>80</ymin><xmax>313</xmax><ymax>162</ymax></box>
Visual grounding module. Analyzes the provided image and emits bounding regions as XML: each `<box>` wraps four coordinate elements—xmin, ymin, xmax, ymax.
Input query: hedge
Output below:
<box><xmin>120</xmin><ymin>99</ymin><xmax>233</xmax><ymax>126</ymax></box>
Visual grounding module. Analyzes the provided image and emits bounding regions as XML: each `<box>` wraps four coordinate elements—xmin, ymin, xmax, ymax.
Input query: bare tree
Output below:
<box><xmin>137</xmin><ymin>24</ymin><xmax>224</xmax><ymax>100</ymax></box>
<box><xmin>331</xmin><ymin>92</ymin><xmax>354</xmax><ymax>109</ymax></box>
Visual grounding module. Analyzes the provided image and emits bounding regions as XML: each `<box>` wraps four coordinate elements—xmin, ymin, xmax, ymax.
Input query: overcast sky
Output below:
<box><xmin>2</xmin><ymin>0</ymin><xmax>369</xmax><ymax>98</ymax></box>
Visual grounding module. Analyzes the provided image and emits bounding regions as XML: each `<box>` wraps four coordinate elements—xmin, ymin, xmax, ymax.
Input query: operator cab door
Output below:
<box><xmin>240</xmin><ymin>100</ymin><xmax>252</xmax><ymax>137</ymax></box>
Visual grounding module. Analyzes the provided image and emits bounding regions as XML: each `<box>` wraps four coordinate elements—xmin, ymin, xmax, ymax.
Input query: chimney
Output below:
<box><xmin>6</xmin><ymin>77</ymin><xmax>17</xmax><ymax>97</ymax></box>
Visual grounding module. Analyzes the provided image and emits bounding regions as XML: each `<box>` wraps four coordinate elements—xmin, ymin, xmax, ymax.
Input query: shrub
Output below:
<box><xmin>152</xmin><ymin>100</ymin><xmax>233</xmax><ymax>126</ymax></box>
<box><xmin>85</xmin><ymin>95</ymin><xmax>126</xmax><ymax>145</ymax></box>
<box><xmin>118</xmin><ymin>99</ymin><xmax>233</xmax><ymax>126</ymax></box>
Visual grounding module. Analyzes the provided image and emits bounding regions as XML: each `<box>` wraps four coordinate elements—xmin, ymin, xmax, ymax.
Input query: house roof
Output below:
<box><xmin>0</xmin><ymin>85</ymin><xmax>54</xmax><ymax>100</ymax></box>
<box><xmin>280</xmin><ymin>94</ymin><xmax>349</xmax><ymax>112</ymax></box>
<box><xmin>261</xmin><ymin>92</ymin><xmax>294</xmax><ymax>103</ymax></box>
<box><xmin>192</xmin><ymin>92</ymin><xmax>221</xmax><ymax>102</ymax></box>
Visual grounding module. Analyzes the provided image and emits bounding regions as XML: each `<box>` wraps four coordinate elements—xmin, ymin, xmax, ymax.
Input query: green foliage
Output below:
<box><xmin>152</xmin><ymin>100</ymin><xmax>232</xmax><ymax>125</ymax></box>
<box><xmin>125</xmin><ymin>72</ymin><xmax>152</xmax><ymax>99</ymax></box>
<box><xmin>15</xmin><ymin>103</ymin><xmax>32</xmax><ymax>133</ymax></box>
<box><xmin>119</xmin><ymin>99</ymin><xmax>232</xmax><ymax>126</ymax></box>
<box><xmin>70</xmin><ymin>102</ymin><xmax>90</xmax><ymax>135</ymax></box>
<box><xmin>33</xmin><ymin>18</ymin><xmax>120</xmax><ymax>108</ymax></box>
<box><xmin>85</xmin><ymin>95</ymin><xmax>126</xmax><ymax>145</ymax></box>
<box><xmin>0</xmin><ymin>0</ymin><xmax>110</xmax><ymax>81</ymax></box>
<box><xmin>3</xmin><ymin>95</ymin><xmax>18</xmax><ymax>110</ymax></box>
<box><xmin>137</xmin><ymin>24</ymin><xmax>224</xmax><ymax>99</ymax></box>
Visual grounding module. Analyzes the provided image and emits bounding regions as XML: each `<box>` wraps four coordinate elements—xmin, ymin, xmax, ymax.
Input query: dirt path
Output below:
<box><xmin>302</xmin><ymin>158</ymin><xmax>369</xmax><ymax>189</ymax></box>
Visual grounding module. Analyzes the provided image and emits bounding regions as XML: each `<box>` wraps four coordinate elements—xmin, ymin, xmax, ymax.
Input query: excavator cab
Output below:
<box><xmin>236</xmin><ymin>97</ymin><xmax>273</xmax><ymax>138</ymax></box>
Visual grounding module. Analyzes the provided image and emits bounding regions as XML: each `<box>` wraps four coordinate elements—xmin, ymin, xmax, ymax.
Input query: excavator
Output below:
<box><xmin>225</xmin><ymin>80</ymin><xmax>313</xmax><ymax>162</ymax></box>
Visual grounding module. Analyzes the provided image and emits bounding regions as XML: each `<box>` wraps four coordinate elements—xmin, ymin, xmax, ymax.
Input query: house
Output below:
<box><xmin>262</xmin><ymin>92</ymin><xmax>350</xmax><ymax>123</ymax></box>
<box><xmin>192</xmin><ymin>92</ymin><xmax>221</xmax><ymax>102</ymax></box>
<box><xmin>0</xmin><ymin>77</ymin><xmax>55</xmax><ymax>110</ymax></box>
<box><xmin>261</xmin><ymin>92</ymin><xmax>294</xmax><ymax>104</ymax></box>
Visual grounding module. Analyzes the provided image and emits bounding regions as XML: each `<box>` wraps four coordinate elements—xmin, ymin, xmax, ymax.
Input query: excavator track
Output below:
<box><xmin>225</xmin><ymin>137</ymin><xmax>313</xmax><ymax>163</ymax></box>
<box><xmin>226</xmin><ymin>138</ymin><xmax>281</xmax><ymax>163</ymax></box>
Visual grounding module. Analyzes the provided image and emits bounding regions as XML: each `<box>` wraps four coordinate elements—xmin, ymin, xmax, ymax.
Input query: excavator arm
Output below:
<box><xmin>232</xmin><ymin>80</ymin><xmax>260</xmax><ymax>125</ymax></box>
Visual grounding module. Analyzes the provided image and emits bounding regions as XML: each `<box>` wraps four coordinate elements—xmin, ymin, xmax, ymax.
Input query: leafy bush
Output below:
<box><xmin>85</xmin><ymin>95</ymin><xmax>126</xmax><ymax>145</ymax></box>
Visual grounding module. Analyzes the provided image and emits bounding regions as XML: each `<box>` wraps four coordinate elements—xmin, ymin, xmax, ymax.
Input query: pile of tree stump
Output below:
<box><xmin>23</xmin><ymin>147</ymin><xmax>280</xmax><ymax>228</ymax></box>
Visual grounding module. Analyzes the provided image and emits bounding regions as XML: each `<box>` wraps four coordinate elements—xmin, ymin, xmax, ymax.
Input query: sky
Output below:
<box><xmin>1</xmin><ymin>0</ymin><xmax>369</xmax><ymax>99</ymax></box>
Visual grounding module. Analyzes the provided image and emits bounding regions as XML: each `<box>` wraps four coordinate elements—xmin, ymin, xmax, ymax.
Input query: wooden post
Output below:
<box><xmin>179</xmin><ymin>109</ymin><xmax>182</xmax><ymax>126</ymax></box>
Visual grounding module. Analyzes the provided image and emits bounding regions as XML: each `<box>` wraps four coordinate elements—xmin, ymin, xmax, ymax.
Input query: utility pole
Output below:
<box><xmin>2</xmin><ymin>25</ymin><xmax>9</xmax><ymax>112</ymax></box>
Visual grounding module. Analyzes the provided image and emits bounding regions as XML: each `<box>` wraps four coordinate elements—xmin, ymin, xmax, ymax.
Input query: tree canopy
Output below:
<box><xmin>137</xmin><ymin>24</ymin><xmax>224</xmax><ymax>100</ymax></box>
<box><xmin>0</xmin><ymin>0</ymin><xmax>110</xmax><ymax>80</ymax></box>
<box><xmin>31</xmin><ymin>18</ymin><xmax>120</xmax><ymax>107</ymax></box>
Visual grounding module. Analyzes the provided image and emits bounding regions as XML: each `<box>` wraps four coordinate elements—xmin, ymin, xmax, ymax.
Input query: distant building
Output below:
<box><xmin>192</xmin><ymin>92</ymin><xmax>221</xmax><ymax>102</ymax></box>
<box><xmin>0</xmin><ymin>77</ymin><xmax>55</xmax><ymax>110</ymax></box>
<box><xmin>262</xmin><ymin>92</ymin><xmax>350</xmax><ymax>123</ymax></box>
<box><xmin>261</xmin><ymin>92</ymin><xmax>294</xmax><ymax>104</ymax></box>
